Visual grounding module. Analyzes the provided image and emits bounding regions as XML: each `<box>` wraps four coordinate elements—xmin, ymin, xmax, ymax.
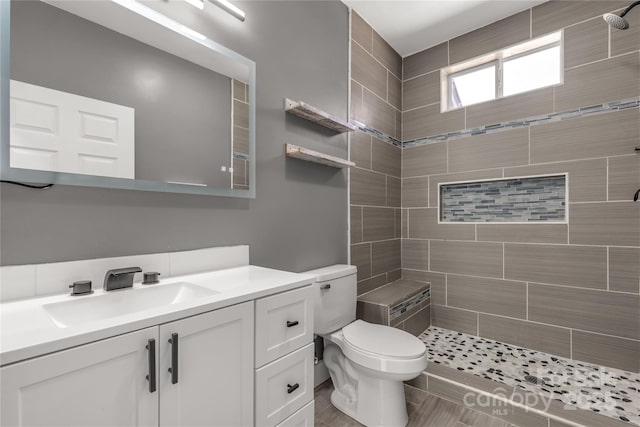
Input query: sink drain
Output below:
<box><xmin>524</xmin><ymin>375</ymin><xmax>545</xmax><ymax>386</ymax></box>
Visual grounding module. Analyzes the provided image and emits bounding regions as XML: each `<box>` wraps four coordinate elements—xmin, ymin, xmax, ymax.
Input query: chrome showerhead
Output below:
<box><xmin>603</xmin><ymin>1</ymin><xmax>640</xmax><ymax>30</ymax></box>
<box><xmin>603</xmin><ymin>13</ymin><xmax>629</xmax><ymax>30</ymax></box>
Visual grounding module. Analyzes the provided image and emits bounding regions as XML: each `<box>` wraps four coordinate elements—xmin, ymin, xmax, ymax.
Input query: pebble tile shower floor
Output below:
<box><xmin>419</xmin><ymin>327</ymin><xmax>640</xmax><ymax>426</ymax></box>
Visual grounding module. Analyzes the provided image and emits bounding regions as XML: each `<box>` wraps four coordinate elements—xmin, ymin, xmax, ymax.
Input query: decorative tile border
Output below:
<box><xmin>233</xmin><ymin>152</ymin><xmax>250</xmax><ymax>160</ymax></box>
<box><xmin>350</xmin><ymin>97</ymin><xmax>640</xmax><ymax>149</ymax></box>
<box><xmin>350</xmin><ymin>120</ymin><xmax>403</xmax><ymax>147</ymax></box>
<box><xmin>440</xmin><ymin>175</ymin><xmax>567</xmax><ymax>223</ymax></box>
<box><xmin>389</xmin><ymin>288</ymin><xmax>431</xmax><ymax>320</ymax></box>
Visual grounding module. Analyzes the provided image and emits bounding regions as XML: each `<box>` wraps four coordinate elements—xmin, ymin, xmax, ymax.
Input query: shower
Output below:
<box><xmin>603</xmin><ymin>1</ymin><xmax>640</xmax><ymax>29</ymax></box>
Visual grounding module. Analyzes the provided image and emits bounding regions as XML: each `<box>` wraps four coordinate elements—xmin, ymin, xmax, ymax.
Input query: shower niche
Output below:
<box><xmin>439</xmin><ymin>174</ymin><xmax>567</xmax><ymax>223</ymax></box>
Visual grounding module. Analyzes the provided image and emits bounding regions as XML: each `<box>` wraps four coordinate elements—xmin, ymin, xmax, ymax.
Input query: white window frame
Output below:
<box><xmin>442</xmin><ymin>31</ymin><xmax>564</xmax><ymax>112</ymax></box>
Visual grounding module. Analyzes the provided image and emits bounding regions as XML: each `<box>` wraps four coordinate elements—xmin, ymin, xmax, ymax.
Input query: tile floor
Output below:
<box><xmin>419</xmin><ymin>327</ymin><xmax>640</xmax><ymax>426</ymax></box>
<box><xmin>314</xmin><ymin>379</ymin><xmax>515</xmax><ymax>427</ymax></box>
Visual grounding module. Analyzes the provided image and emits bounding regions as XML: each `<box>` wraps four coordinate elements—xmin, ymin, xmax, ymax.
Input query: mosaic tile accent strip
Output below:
<box><xmin>389</xmin><ymin>288</ymin><xmax>431</xmax><ymax>321</ymax></box>
<box><xmin>233</xmin><ymin>152</ymin><xmax>250</xmax><ymax>160</ymax></box>
<box><xmin>440</xmin><ymin>175</ymin><xmax>566</xmax><ymax>223</ymax></box>
<box><xmin>351</xmin><ymin>120</ymin><xmax>403</xmax><ymax>147</ymax></box>
<box><xmin>419</xmin><ymin>327</ymin><xmax>640</xmax><ymax>426</ymax></box>
<box><xmin>349</xmin><ymin>97</ymin><xmax>639</xmax><ymax>149</ymax></box>
<box><xmin>403</xmin><ymin>98</ymin><xmax>640</xmax><ymax>147</ymax></box>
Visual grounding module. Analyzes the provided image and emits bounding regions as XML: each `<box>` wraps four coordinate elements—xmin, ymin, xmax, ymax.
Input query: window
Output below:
<box><xmin>444</xmin><ymin>32</ymin><xmax>562</xmax><ymax>111</ymax></box>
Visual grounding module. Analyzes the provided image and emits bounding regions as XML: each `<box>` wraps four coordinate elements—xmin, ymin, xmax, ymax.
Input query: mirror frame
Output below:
<box><xmin>0</xmin><ymin>0</ymin><xmax>256</xmax><ymax>198</ymax></box>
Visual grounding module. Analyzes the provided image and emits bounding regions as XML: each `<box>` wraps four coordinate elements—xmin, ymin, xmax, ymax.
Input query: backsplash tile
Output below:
<box><xmin>0</xmin><ymin>246</ymin><xmax>249</xmax><ymax>301</ymax></box>
<box><xmin>169</xmin><ymin>246</ymin><xmax>249</xmax><ymax>277</ymax></box>
<box><xmin>0</xmin><ymin>265</ymin><xmax>36</xmax><ymax>301</ymax></box>
<box><xmin>440</xmin><ymin>175</ymin><xmax>567</xmax><ymax>223</ymax></box>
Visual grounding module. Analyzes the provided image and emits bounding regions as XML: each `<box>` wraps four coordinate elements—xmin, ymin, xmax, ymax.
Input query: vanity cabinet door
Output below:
<box><xmin>159</xmin><ymin>301</ymin><xmax>254</xmax><ymax>427</ymax></box>
<box><xmin>0</xmin><ymin>327</ymin><xmax>159</xmax><ymax>427</ymax></box>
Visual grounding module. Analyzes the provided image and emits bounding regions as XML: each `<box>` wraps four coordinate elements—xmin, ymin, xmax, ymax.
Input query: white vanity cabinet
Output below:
<box><xmin>0</xmin><ymin>301</ymin><xmax>254</xmax><ymax>427</ymax></box>
<box><xmin>159</xmin><ymin>302</ymin><xmax>254</xmax><ymax>427</ymax></box>
<box><xmin>1</xmin><ymin>327</ymin><xmax>160</xmax><ymax>427</ymax></box>
<box><xmin>254</xmin><ymin>286</ymin><xmax>315</xmax><ymax>427</ymax></box>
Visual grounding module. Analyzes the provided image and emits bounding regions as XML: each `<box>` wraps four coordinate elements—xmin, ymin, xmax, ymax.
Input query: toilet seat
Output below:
<box><xmin>328</xmin><ymin>320</ymin><xmax>427</xmax><ymax>375</ymax></box>
<box><xmin>342</xmin><ymin>320</ymin><xmax>426</xmax><ymax>359</ymax></box>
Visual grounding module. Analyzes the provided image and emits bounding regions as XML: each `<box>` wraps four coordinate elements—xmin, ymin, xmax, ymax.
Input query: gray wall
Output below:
<box><xmin>11</xmin><ymin>0</ymin><xmax>231</xmax><ymax>187</ymax></box>
<box><xmin>1</xmin><ymin>1</ymin><xmax>350</xmax><ymax>271</ymax></box>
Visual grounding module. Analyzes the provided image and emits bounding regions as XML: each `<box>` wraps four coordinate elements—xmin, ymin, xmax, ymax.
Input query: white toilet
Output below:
<box><xmin>305</xmin><ymin>265</ymin><xmax>427</xmax><ymax>427</ymax></box>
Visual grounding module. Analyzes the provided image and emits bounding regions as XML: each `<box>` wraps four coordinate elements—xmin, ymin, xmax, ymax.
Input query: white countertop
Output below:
<box><xmin>0</xmin><ymin>265</ymin><xmax>315</xmax><ymax>366</ymax></box>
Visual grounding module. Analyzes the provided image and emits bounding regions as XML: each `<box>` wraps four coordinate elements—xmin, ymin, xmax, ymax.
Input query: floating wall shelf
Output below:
<box><xmin>284</xmin><ymin>144</ymin><xmax>354</xmax><ymax>169</ymax></box>
<box><xmin>284</xmin><ymin>98</ymin><xmax>356</xmax><ymax>133</ymax></box>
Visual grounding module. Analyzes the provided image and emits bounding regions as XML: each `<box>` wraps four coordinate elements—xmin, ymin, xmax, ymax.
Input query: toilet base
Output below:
<box><xmin>330</xmin><ymin>375</ymin><xmax>409</xmax><ymax>427</ymax></box>
<box><xmin>324</xmin><ymin>343</ymin><xmax>410</xmax><ymax>427</ymax></box>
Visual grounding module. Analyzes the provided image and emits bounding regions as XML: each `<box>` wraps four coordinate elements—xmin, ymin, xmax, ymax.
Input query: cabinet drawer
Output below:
<box><xmin>275</xmin><ymin>400</ymin><xmax>314</xmax><ymax>427</ymax></box>
<box><xmin>255</xmin><ymin>286</ymin><xmax>313</xmax><ymax>367</ymax></box>
<box><xmin>255</xmin><ymin>343</ymin><xmax>314</xmax><ymax>427</ymax></box>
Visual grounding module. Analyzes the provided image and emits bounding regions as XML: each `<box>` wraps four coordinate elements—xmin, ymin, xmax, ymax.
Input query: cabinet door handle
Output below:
<box><xmin>145</xmin><ymin>339</ymin><xmax>156</xmax><ymax>393</ymax></box>
<box><xmin>286</xmin><ymin>320</ymin><xmax>299</xmax><ymax>328</ymax></box>
<box><xmin>287</xmin><ymin>383</ymin><xmax>299</xmax><ymax>394</ymax></box>
<box><xmin>168</xmin><ymin>333</ymin><xmax>179</xmax><ymax>384</ymax></box>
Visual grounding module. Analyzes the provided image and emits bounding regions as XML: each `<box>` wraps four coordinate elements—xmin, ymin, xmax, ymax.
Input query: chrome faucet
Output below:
<box><xmin>103</xmin><ymin>267</ymin><xmax>142</xmax><ymax>291</ymax></box>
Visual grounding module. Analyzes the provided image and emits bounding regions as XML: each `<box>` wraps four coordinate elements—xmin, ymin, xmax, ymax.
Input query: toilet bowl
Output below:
<box><xmin>305</xmin><ymin>265</ymin><xmax>427</xmax><ymax>427</ymax></box>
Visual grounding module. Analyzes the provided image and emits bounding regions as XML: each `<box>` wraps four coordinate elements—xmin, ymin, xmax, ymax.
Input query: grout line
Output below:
<box><xmin>564</xmin><ymin>50</ymin><xmax>637</xmax><ymax>71</ymax></box>
<box><xmin>607</xmin><ymin>246</ymin><xmax>610</xmax><ymax>291</ymax></box>
<box><xmin>446</xmin><ymin>141</ymin><xmax>449</xmax><ymax>173</ymax></box>
<box><xmin>444</xmin><ymin>273</ymin><xmax>448</xmax><ymax>305</ymax></box>
<box><xmin>528</xmin><ymin>126</ymin><xmax>531</xmax><ymax>165</ymax></box>
<box><xmin>606</xmin><ymin>157</ymin><xmax>609</xmax><ymax>201</ymax></box>
<box><xmin>402</xmin><ymin>101</ymin><xmax>441</xmax><ymax>114</ymax></box>
<box><xmin>353</xmin><ymin>78</ymin><xmax>403</xmax><ymax>114</ymax></box>
<box><xmin>402</xmin><ymin>68</ymin><xmax>440</xmax><ymax>84</ymax></box>
<box><xmin>526</xmin><ymin>282</ymin><xmax>529</xmax><ymax>320</ymax></box>
<box><xmin>569</xmin><ymin>328</ymin><xmax>573</xmax><ymax>360</ymax></box>
<box><xmin>402</xmin><ymin>154</ymin><xmax>619</xmax><ymax>180</ymax></box>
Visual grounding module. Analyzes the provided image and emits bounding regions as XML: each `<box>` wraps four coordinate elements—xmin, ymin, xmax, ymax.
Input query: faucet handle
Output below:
<box><xmin>69</xmin><ymin>280</ymin><xmax>93</xmax><ymax>296</ymax></box>
<box><xmin>142</xmin><ymin>271</ymin><xmax>161</xmax><ymax>285</ymax></box>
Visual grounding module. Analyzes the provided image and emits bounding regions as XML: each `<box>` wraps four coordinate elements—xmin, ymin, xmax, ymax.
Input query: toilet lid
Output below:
<box><xmin>342</xmin><ymin>320</ymin><xmax>426</xmax><ymax>359</ymax></box>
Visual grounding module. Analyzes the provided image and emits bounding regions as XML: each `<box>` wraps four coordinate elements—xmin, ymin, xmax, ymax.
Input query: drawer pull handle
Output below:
<box><xmin>168</xmin><ymin>333</ymin><xmax>179</xmax><ymax>384</ymax></box>
<box><xmin>145</xmin><ymin>339</ymin><xmax>156</xmax><ymax>393</ymax></box>
<box><xmin>286</xmin><ymin>320</ymin><xmax>299</xmax><ymax>328</ymax></box>
<box><xmin>320</xmin><ymin>284</ymin><xmax>331</xmax><ymax>290</ymax></box>
<box><xmin>287</xmin><ymin>383</ymin><xmax>300</xmax><ymax>394</ymax></box>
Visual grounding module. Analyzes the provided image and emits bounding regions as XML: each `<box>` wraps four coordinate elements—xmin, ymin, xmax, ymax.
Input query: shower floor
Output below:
<box><xmin>419</xmin><ymin>327</ymin><xmax>640</xmax><ymax>426</ymax></box>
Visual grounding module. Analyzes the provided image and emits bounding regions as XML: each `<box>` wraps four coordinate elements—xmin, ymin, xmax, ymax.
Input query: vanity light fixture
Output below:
<box><xmin>208</xmin><ymin>0</ymin><xmax>245</xmax><ymax>22</ymax></box>
<box><xmin>184</xmin><ymin>0</ymin><xmax>205</xmax><ymax>10</ymax></box>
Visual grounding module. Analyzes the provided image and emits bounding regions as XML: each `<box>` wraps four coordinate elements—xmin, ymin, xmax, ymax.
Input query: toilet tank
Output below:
<box><xmin>303</xmin><ymin>264</ymin><xmax>357</xmax><ymax>335</ymax></box>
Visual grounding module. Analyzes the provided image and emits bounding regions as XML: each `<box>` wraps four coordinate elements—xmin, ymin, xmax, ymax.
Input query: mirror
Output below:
<box><xmin>1</xmin><ymin>0</ymin><xmax>255</xmax><ymax>197</ymax></box>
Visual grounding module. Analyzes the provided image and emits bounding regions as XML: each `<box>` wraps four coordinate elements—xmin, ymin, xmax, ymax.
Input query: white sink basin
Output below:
<box><xmin>43</xmin><ymin>282</ymin><xmax>218</xmax><ymax>328</ymax></box>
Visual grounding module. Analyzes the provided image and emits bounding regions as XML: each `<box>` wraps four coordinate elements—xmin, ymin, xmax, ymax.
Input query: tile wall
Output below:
<box><xmin>349</xmin><ymin>1</ymin><xmax>639</xmax><ymax>372</ymax></box>
<box><xmin>399</xmin><ymin>0</ymin><xmax>640</xmax><ymax>372</ymax></box>
<box><xmin>349</xmin><ymin>12</ymin><xmax>404</xmax><ymax>296</ymax></box>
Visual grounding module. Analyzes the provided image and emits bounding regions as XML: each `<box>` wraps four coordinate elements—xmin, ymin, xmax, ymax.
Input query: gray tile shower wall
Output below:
<box><xmin>395</xmin><ymin>0</ymin><xmax>640</xmax><ymax>372</ymax></box>
<box><xmin>350</xmin><ymin>12</ymin><xmax>403</xmax><ymax>298</ymax></box>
